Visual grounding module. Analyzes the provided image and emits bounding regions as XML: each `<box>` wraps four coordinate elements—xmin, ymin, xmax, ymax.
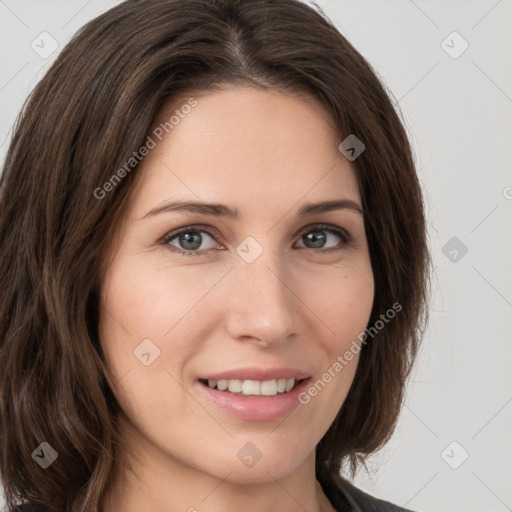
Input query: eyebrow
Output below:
<box><xmin>140</xmin><ymin>198</ymin><xmax>364</xmax><ymax>220</ymax></box>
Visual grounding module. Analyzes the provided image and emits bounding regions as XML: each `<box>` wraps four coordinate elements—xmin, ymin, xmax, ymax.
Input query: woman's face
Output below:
<box><xmin>99</xmin><ymin>86</ymin><xmax>374</xmax><ymax>484</ymax></box>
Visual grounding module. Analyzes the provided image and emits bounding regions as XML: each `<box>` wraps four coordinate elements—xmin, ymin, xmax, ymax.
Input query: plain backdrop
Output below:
<box><xmin>1</xmin><ymin>1</ymin><xmax>511</xmax><ymax>511</ymax></box>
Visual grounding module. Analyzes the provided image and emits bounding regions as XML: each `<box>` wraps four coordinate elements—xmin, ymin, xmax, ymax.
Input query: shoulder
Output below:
<box><xmin>318</xmin><ymin>471</ymin><xmax>415</xmax><ymax>512</ymax></box>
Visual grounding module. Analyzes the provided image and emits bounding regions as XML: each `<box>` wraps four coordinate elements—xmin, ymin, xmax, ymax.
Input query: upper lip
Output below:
<box><xmin>199</xmin><ymin>367</ymin><xmax>311</xmax><ymax>382</ymax></box>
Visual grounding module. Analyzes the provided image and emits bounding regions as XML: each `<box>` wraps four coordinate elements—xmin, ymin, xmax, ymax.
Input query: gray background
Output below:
<box><xmin>1</xmin><ymin>1</ymin><xmax>511</xmax><ymax>511</ymax></box>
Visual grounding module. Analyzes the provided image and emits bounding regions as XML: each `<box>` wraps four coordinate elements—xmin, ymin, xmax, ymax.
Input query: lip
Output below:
<box><xmin>196</xmin><ymin>376</ymin><xmax>311</xmax><ymax>421</ymax></box>
<box><xmin>198</xmin><ymin>366</ymin><xmax>311</xmax><ymax>381</ymax></box>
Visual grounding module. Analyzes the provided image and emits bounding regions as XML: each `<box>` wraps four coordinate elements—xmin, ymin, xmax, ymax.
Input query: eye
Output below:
<box><xmin>161</xmin><ymin>225</ymin><xmax>221</xmax><ymax>256</ymax></box>
<box><xmin>294</xmin><ymin>224</ymin><xmax>352</xmax><ymax>252</ymax></box>
<box><xmin>161</xmin><ymin>223</ymin><xmax>352</xmax><ymax>257</ymax></box>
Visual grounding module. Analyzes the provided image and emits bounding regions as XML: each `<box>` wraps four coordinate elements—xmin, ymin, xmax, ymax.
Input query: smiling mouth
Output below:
<box><xmin>198</xmin><ymin>377</ymin><xmax>309</xmax><ymax>397</ymax></box>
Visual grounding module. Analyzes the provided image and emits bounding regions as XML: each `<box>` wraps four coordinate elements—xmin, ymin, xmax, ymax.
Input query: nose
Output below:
<box><xmin>224</xmin><ymin>246</ymin><xmax>297</xmax><ymax>348</ymax></box>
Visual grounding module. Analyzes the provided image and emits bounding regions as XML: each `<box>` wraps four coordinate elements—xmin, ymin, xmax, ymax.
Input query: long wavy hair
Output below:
<box><xmin>0</xmin><ymin>0</ymin><xmax>430</xmax><ymax>510</ymax></box>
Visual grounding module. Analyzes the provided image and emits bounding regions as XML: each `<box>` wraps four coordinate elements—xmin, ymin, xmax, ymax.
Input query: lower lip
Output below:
<box><xmin>196</xmin><ymin>378</ymin><xmax>311</xmax><ymax>421</ymax></box>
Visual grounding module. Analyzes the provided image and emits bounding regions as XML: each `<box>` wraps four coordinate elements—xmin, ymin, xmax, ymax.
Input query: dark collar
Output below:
<box><xmin>317</xmin><ymin>470</ymin><xmax>415</xmax><ymax>512</ymax></box>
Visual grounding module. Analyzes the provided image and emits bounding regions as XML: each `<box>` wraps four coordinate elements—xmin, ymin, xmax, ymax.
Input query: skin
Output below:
<box><xmin>99</xmin><ymin>86</ymin><xmax>374</xmax><ymax>512</ymax></box>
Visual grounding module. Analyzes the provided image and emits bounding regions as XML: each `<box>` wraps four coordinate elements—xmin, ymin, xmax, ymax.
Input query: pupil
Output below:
<box><xmin>305</xmin><ymin>231</ymin><xmax>326</xmax><ymax>248</ymax></box>
<box><xmin>180</xmin><ymin>232</ymin><xmax>201</xmax><ymax>250</ymax></box>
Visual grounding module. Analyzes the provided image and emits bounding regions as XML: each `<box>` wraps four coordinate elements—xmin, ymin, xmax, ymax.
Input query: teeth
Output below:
<box><xmin>216</xmin><ymin>379</ymin><xmax>228</xmax><ymax>391</ymax></box>
<box><xmin>228</xmin><ymin>379</ymin><xmax>242</xmax><ymax>393</ymax></box>
<box><xmin>206</xmin><ymin>378</ymin><xmax>300</xmax><ymax>396</ymax></box>
<box><xmin>242</xmin><ymin>380</ymin><xmax>260</xmax><ymax>395</ymax></box>
<box><xmin>260</xmin><ymin>380</ymin><xmax>277</xmax><ymax>396</ymax></box>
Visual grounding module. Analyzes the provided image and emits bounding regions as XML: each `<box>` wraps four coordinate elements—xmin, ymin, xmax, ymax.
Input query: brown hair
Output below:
<box><xmin>0</xmin><ymin>0</ymin><xmax>430</xmax><ymax>510</ymax></box>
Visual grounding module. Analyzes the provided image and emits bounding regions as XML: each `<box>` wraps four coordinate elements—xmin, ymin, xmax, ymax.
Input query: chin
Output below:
<box><xmin>184</xmin><ymin>442</ymin><xmax>310</xmax><ymax>485</ymax></box>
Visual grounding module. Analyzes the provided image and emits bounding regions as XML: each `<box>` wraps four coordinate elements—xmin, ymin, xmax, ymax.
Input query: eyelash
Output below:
<box><xmin>160</xmin><ymin>223</ymin><xmax>353</xmax><ymax>257</ymax></box>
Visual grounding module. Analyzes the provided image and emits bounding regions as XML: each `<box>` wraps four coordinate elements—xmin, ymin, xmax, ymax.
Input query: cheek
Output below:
<box><xmin>100</xmin><ymin>255</ymin><xmax>225</xmax><ymax>336</ymax></box>
<box><xmin>97</xmin><ymin>256</ymin><xmax>230</xmax><ymax>387</ymax></box>
<box><xmin>295</xmin><ymin>258</ymin><xmax>375</xmax><ymax>350</ymax></box>
<box><xmin>294</xmin><ymin>261</ymin><xmax>374</xmax><ymax>414</ymax></box>
<box><xmin>97</xmin><ymin>260</ymin><xmax>205</xmax><ymax>430</ymax></box>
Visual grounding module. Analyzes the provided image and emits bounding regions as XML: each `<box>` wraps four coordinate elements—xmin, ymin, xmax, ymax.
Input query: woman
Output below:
<box><xmin>0</xmin><ymin>1</ymin><xmax>430</xmax><ymax>511</ymax></box>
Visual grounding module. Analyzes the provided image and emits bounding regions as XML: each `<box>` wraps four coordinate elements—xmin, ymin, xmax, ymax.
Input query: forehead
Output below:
<box><xmin>130</xmin><ymin>87</ymin><xmax>360</xmax><ymax>219</ymax></box>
